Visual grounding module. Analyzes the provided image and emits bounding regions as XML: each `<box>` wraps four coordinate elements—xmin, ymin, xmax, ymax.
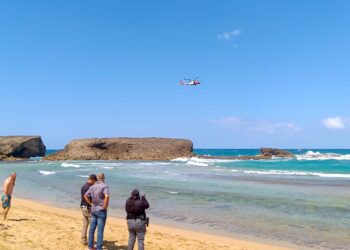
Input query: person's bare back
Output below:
<box><xmin>3</xmin><ymin>176</ymin><xmax>15</xmax><ymax>196</ymax></box>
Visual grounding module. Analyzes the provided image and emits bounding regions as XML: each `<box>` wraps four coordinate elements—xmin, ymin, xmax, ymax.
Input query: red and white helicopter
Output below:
<box><xmin>179</xmin><ymin>77</ymin><xmax>201</xmax><ymax>86</ymax></box>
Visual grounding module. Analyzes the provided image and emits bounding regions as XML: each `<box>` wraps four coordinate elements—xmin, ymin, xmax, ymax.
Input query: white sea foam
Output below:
<box><xmin>186</xmin><ymin>161</ymin><xmax>209</xmax><ymax>167</ymax></box>
<box><xmin>242</xmin><ymin>169</ymin><xmax>350</xmax><ymax>178</ymax></box>
<box><xmin>168</xmin><ymin>191</ymin><xmax>179</xmax><ymax>194</ymax></box>
<box><xmin>103</xmin><ymin>166</ymin><xmax>114</xmax><ymax>169</ymax></box>
<box><xmin>61</xmin><ymin>163</ymin><xmax>81</xmax><ymax>168</ymax></box>
<box><xmin>39</xmin><ymin>170</ymin><xmax>56</xmax><ymax>175</ymax></box>
<box><xmin>80</xmin><ymin>162</ymin><xmax>122</xmax><ymax>166</ymax></box>
<box><xmin>171</xmin><ymin>157</ymin><xmax>190</xmax><ymax>162</ymax></box>
<box><xmin>79</xmin><ymin>175</ymin><xmax>89</xmax><ymax>178</ymax></box>
<box><xmin>190</xmin><ymin>157</ymin><xmax>240</xmax><ymax>163</ymax></box>
<box><xmin>139</xmin><ymin>162</ymin><xmax>172</xmax><ymax>166</ymax></box>
<box><xmin>172</xmin><ymin>157</ymin><xmax>240</xmax><ymax>165</ymax></box>
<box><xmin>296</xmin><ymin>151</ymin><xmax>350</xmax><ymax>161</ymax></box>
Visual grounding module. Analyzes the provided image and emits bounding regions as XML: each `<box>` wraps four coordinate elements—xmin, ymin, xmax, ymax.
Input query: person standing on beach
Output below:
<box><xmin>1</xmin><ymin>172</ymin><xmax>16</xmax><ymax>221</ymax></box>
<box><xmin>125</xmin><ymin>189</ymin><xmax>149</xmax><ymax>250</ymax></box>
<box><xmin>80</xmin><ymin>174</ymin><xmax>97</xmax><ymax>245</ymax></box>
<box><xmin>84</xmin><ymin>173</ymin><xmax>109</xmax><ymax>250</ymax></box>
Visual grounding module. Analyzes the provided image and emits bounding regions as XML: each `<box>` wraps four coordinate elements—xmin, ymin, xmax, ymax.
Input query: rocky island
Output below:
<box><xmin>0</xmin><ymin>136</ymin><xmax>46</xmax><ymax>160</ymax></box>
<box><xmin>44</xmin><ymin>137</ymin><xmax>193</xmax><ymax>161</ymax></box>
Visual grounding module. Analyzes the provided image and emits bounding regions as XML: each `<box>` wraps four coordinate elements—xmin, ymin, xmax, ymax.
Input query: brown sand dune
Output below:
<box><xmin>0</xmin><ymin>198</ymin><xmax>294</xmax><ymax>250</ymax></box>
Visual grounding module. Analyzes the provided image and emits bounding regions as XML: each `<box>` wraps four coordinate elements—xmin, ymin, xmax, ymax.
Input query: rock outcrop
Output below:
<box><xmin>260</xmin><ymin>148</ymin><xmax>294</xmax><ymax>158</ymax></box>
<box><xmin>0</xmin><ymin>136</ymin><xmax>46</xmax><ymax>160</ymax></box>
<box><xmin>44</xmin><ymin>138</ymin><xmax>193</xmax><ymax>161</ymax></box>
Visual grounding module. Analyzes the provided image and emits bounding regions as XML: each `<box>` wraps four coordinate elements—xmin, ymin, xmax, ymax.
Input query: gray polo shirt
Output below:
<box><xmin>85</xmin><ymin>181</ymin><xmax>109</xmax><ymax>213</ymax></box>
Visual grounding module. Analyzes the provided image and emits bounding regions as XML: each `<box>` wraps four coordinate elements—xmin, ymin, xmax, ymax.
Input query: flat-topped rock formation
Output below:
<box><xmin>260</xmin><ymin>148</ymin><xmax>294</xmax><ymax>158</ymax></box>
<box><xmin>44</xmin><ymin>138</ymin><xmax>193</xmax><ymax>161</ymax></box>
<box><xmin>196</xmin><ymin>148</ymin><xmax>294</xmax><ymax>160</ymax></box>
<box><xmin>0</xmin><ymin>136</ymin><xmax>46</xmax><ymax>160</ymax></box>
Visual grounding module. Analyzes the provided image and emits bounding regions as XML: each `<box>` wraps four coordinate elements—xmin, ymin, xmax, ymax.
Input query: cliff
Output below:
<box><xmin>0</xmin><ymin>136</ymin><xmax>46</xmax><ymax>160</ymax></box>
<box><xmin>44</xmin><ymin>137</ymin><xmax>193</xmax><ymax>161</ymax></box>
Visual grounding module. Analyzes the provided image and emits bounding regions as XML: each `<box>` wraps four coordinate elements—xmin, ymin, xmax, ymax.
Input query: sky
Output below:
<box><xmin>1</xmin><ymin>0</ymin><xmax>350</xmax><ymax>149</ymax></box>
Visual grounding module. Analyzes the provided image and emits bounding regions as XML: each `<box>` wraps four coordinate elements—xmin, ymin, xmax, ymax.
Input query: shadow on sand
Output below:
<box><xmin>103</xmin><ymin>240</ymin><xmax>128</xmax><ymax>250</ymax></box>
<box><xmin>7</xmin><ymin>218</ymin><xmax>34</xmax><ymax>222</ymax></box>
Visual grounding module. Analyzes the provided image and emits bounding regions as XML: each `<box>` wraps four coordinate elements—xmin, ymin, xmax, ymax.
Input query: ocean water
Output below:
<box><xmin>0</xmin><ymin>149</ymin><xmax>350</xmax><ymax>249</ymax></box>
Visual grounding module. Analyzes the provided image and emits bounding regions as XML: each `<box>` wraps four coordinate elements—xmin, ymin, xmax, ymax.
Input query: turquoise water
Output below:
<box><xmin>1</xmin><ymin>149</ymin><xmax>350</xmax><ymax>249</ymax></box>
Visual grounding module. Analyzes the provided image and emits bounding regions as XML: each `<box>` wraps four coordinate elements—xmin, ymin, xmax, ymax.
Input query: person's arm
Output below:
<box><xmin>84</xmin><ymin>187</ymin><xmax>93</xmax><ymax>206</ymax></box>
<box><xmin>103</xmin><ymin>194</ymin><xmax>109</xmax><ymax>210</ymax></box>
<box><xmin>141</xmin><ymin>194</ymin><xmax>149</xmax><ymax>209</ymax></box>
<box><xmin>2</xmin><ymin>180</ymin><xmax>9</xmax><ymax>201</ymax></box>
<box><xmin>102</xmin><ymin>185</ymin><xmax>109</xmax><ymax>210</ymax></box>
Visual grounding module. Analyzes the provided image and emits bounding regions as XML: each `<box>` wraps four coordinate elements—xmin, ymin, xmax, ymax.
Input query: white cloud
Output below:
<box><xmin>212</xmin><ymin>117</ymin><xmax>303</xmax><ymax>133</ymax></box>
<box><xmin>217</xmin><ymin>29</ymin><xmax>241</xmax><ymax>41</ymax></box>
<box><xmin>322</xmin><ymin>117</ymin><xmax>346</xmax><ymax>129</ymax></box>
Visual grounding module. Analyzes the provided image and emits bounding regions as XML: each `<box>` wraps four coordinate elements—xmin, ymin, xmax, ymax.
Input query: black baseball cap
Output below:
<box><xmin>89</xmin><ymin>174</ymin><xmax>97</xmax><ymax>181</ymax></box>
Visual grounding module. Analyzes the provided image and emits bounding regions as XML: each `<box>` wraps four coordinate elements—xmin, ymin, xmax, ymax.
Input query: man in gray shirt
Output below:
<box><xmin>84</xmin><ymin>173</ymin><xmax>109</xmax><ymax>250</ymax></box>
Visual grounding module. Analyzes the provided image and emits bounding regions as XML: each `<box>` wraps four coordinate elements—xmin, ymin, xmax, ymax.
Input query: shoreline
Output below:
<box><xmin>0</xmin><ymin>197</ymin><xmax>296</xmax><ymax>250</ymax></box>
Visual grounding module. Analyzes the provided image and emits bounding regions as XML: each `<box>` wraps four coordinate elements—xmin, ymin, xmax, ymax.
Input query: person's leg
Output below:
<box><xmin>2</xmin><ymin>207</ymin><xmax>10</xmax><ymax>221</ymax></box>
<box><xmin>81</xmin><ymin>207</ymin><xmax>90</xmax><ymax>244</ymax></box>
<box><xmin>135</xmin><ymin>219</ymin><xmax>146</xmax><ymax>250</ymax></box>
<box><xmin>88</xmin><ymin>212</ymin><xmax>97</xmax><ymax>249</ymax></box>
<box><xmin>96</xmin><ymin>210</ymin><xmax>107</xmax><ymax>250</ymax></box>
<box><xmin>127</xmin><ymin>220</ymin><xmax>137</xmax><ymax>250</ymax></box>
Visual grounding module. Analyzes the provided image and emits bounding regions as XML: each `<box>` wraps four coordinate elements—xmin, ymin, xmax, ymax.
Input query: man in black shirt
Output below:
<box><xmin>125</xmin><ymin>189</ymin><xmax>149</xmax><ymax>250</ymax></box>
<box><xmin>80</xmin><ymin>174</ymin><xmax>97</xmax><ymax>245</ymax></box>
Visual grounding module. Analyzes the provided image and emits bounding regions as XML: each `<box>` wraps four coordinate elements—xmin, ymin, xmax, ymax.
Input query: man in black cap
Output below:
<box><xmin>80</xmin><ymin>174</ymin><xmax>97</xmax><ymax>245</ymax></box>
<box><xmin>125</xmin><ymin>189</ymin><xmax>149</xmax><ymax>250</ymax></box>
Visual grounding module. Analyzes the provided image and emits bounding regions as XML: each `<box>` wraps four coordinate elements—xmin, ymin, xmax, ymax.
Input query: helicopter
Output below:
<box><xmin>179</xmin><ymin>77</ymin><xmax>201</xmax><ymax>86</ymax></box>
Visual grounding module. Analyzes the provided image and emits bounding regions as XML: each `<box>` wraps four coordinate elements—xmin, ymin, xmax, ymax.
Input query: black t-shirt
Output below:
<box><xmin>125</xmin><ymin>196</ymin><xmax>150</xmax><ymax>219</ymax></box>
<box><xmin>81</xmin><ymin>182</ymin><xmax>92</xmax><ymax>207</ymax></box>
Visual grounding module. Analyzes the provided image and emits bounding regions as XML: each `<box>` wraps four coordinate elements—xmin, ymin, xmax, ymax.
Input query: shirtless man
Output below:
<box><xmin>1</xmin><ymin>172</ymin><xmax>16</xmax><ymax>221</ymax></box>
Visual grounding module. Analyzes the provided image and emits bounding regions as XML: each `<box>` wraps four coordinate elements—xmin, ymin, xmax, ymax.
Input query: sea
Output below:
<box><xmin>0</xmin><ymin>149</ymin><xmax>349</xmax><ymax>250</ymax></box>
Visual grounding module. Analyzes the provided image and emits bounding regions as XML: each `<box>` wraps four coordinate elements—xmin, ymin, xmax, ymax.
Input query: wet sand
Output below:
<box><xmin>0</xmin><ymin>198</ymin><xmax>294</xmax><ymax>250</ymax></box>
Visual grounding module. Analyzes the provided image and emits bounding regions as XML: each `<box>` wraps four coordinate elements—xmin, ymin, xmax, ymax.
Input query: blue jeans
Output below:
<box><xmin>88</xmin><ymin>209</ymin><xmax>107</xmax><ymax>250</ymax></box>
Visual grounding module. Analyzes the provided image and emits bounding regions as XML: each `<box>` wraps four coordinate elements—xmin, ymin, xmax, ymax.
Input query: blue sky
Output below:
<box><xmin>1</xmin><ymin>1</ymin><xmax>350</xmax><ymax>149</ymax></box>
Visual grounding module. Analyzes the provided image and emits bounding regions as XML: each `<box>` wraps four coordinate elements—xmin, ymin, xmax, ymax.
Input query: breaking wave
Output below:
<box><xmin>242</xmin><ymin>170</ymin><xmax>350</xmax><ymax>178</ymax></box>
<box><xmin>39</xmin><ymin>170</ymin><xmax>56</xmax><ymax>175</ymax></box>
<box><xmin>172</xmin><ymin>157</ymin><xmax>240</xmax><ymax>164</ymax></box>
<box><xmin>186</xmin><ymin>160</ymin><xmax>209</xmax><ymax>167</ymax></box>
<box><xmin>139</xmin><ymin>162</ymin><xmax>172</xmax><ymax>166</ymax></box>
<box><xmin>61</xmin><ymin>163</ymin><xmax>82</xmax><ymax>168</ymax></box>
<box><xmin>296</xmin><ymin>151</ymin><xmax>350</xmax><ymax>161</ymax></box>
<box><xmin>103</xmin><ymin>166</ymin><xmax>114</xmax><ymax>169</ymax></box>
<box><xmin>171</xmin><ymin>157</ymin><xmax>189</xmax><ymax>162</ymax></box>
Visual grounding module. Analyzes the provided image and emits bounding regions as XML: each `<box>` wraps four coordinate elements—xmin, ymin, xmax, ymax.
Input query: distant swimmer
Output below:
<box><xmin>1</xmin><ymin>172</ymin><xmax>16</xmax><ymax>221</ymax></box>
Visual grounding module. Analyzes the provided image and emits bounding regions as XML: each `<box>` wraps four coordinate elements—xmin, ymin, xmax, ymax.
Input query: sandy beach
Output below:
<box><xmin>0</xmin><ymin>198</ymin><xmax>294</xmax><ymax>250</ymax></box>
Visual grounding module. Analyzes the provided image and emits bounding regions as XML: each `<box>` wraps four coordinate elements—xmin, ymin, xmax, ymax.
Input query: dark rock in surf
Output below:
<box><xmin>260</xmin><ymin>148</ymin><xmax>294</xmax><ymax>158</ymax></box>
